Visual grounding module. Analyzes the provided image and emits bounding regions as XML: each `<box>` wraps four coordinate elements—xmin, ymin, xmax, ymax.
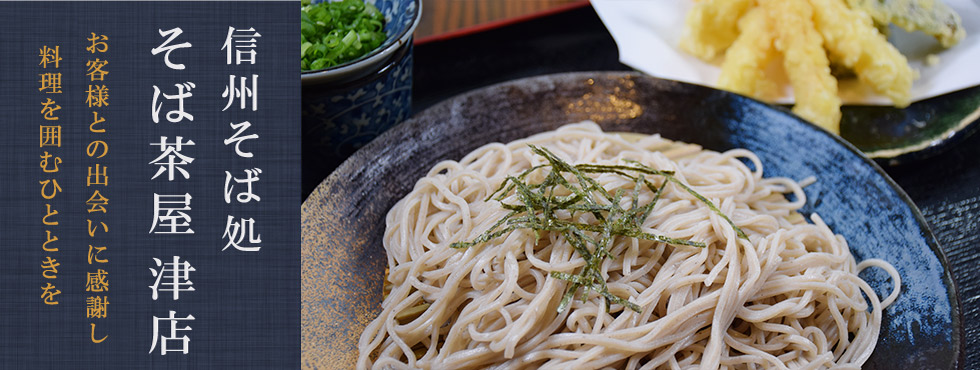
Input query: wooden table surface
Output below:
<box><xmin>415</xmin><ymin>0</ymin><xmax>586</xmax><ymax>40</ymax></box>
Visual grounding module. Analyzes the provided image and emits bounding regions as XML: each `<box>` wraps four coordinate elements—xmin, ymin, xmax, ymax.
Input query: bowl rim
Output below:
<box><xmin>301</xmin><ymin>0</ymin><xmax>421</xmax><ymax>85</ymax></box>
<box><xmin>302</xmin><ymin>36</ymin><xmax>412</xmax><ymax>94</ymax></box>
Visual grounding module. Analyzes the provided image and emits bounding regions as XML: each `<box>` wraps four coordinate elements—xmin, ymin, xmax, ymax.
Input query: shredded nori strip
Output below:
<box><xmin>451</xmin><ymin>145</ymin><xmax>746</xmax><ymax>314</ymax></box>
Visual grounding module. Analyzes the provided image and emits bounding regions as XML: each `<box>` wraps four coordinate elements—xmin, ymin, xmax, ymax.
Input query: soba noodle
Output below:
<box><xmin>357</xmin><ymin>122</ymin><xmax>900</xmax><ymax>370</ymax></box>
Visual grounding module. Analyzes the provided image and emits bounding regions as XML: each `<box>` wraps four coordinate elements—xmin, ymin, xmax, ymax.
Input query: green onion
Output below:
<box><xmin>301</xmin><ymin>0</ymin><xmax>387</xmax><ymax>71</ymax></box>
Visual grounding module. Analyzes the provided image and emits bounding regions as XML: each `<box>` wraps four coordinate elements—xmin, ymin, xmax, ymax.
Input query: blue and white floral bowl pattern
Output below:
<box><xmin>372</xmin><ymin>0</ymin><xmax>417</xmax><ymax>45</ymax></box>
<box><xmin>303</xmin><ymin>44</ymin><xmax>413</xmax><ymax>165</ymax></box>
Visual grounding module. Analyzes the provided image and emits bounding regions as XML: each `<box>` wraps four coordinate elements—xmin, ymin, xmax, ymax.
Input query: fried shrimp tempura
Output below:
<box><xmin>677</xmin><ymin>0</ymin><xmax>956</xmax><ymax>133</ymax></box>
<box><xmin>718</xmin><ymin>7</ymin><xmax>780</xmax><ymax>101</ymax></box>
<box><xmin>762</xmin><ymin>0</ymin><xmax>842</xmax><ymax>132</ymax></box>
<box><xmin>810</xmin><ymin>0</ymin><xmax>916</xmax><ymax>107</ymax></box>
<box><xmin>679</xmin><ymin>0</ymin><xmax>753</xmax><ymax>60</ymax></box>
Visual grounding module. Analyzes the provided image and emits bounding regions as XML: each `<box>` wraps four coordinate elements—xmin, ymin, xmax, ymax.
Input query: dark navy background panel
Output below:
<box><xmin>0</xmin><ymin>2</ymin><xmax>300</xmax><ymax>368</ymax></box>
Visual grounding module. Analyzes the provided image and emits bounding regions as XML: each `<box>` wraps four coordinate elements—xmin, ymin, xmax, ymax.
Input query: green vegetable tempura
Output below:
<box><xmin>301</xmin><ymin>0</ymin><xmax>387</xmax><ymax>71</ymax></box>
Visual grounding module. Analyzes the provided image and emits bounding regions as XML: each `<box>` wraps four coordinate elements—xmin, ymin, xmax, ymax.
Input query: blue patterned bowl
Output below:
<box><xmin>301</xmin><ymin>0</ymin><xmax>420</xmax><ymax>184</ymax></box>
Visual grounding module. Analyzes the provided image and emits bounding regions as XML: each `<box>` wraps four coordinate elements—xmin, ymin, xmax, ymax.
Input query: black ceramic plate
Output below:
<box><xmin>839</xmin><ymin>86</ymin><xmax>980</xmax><ymax>164</ymax></box>
<box><xmin>301</xmin><ymin>72</ymin><xmax>962</xmax><ymax>369</ymax></box>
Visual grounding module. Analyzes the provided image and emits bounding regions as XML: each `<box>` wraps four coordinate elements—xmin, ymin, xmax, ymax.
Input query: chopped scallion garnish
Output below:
<box><xmin>301</xmin><ymin>0</ymin><xmax>387</xmax><ymax>71</ymax></box>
